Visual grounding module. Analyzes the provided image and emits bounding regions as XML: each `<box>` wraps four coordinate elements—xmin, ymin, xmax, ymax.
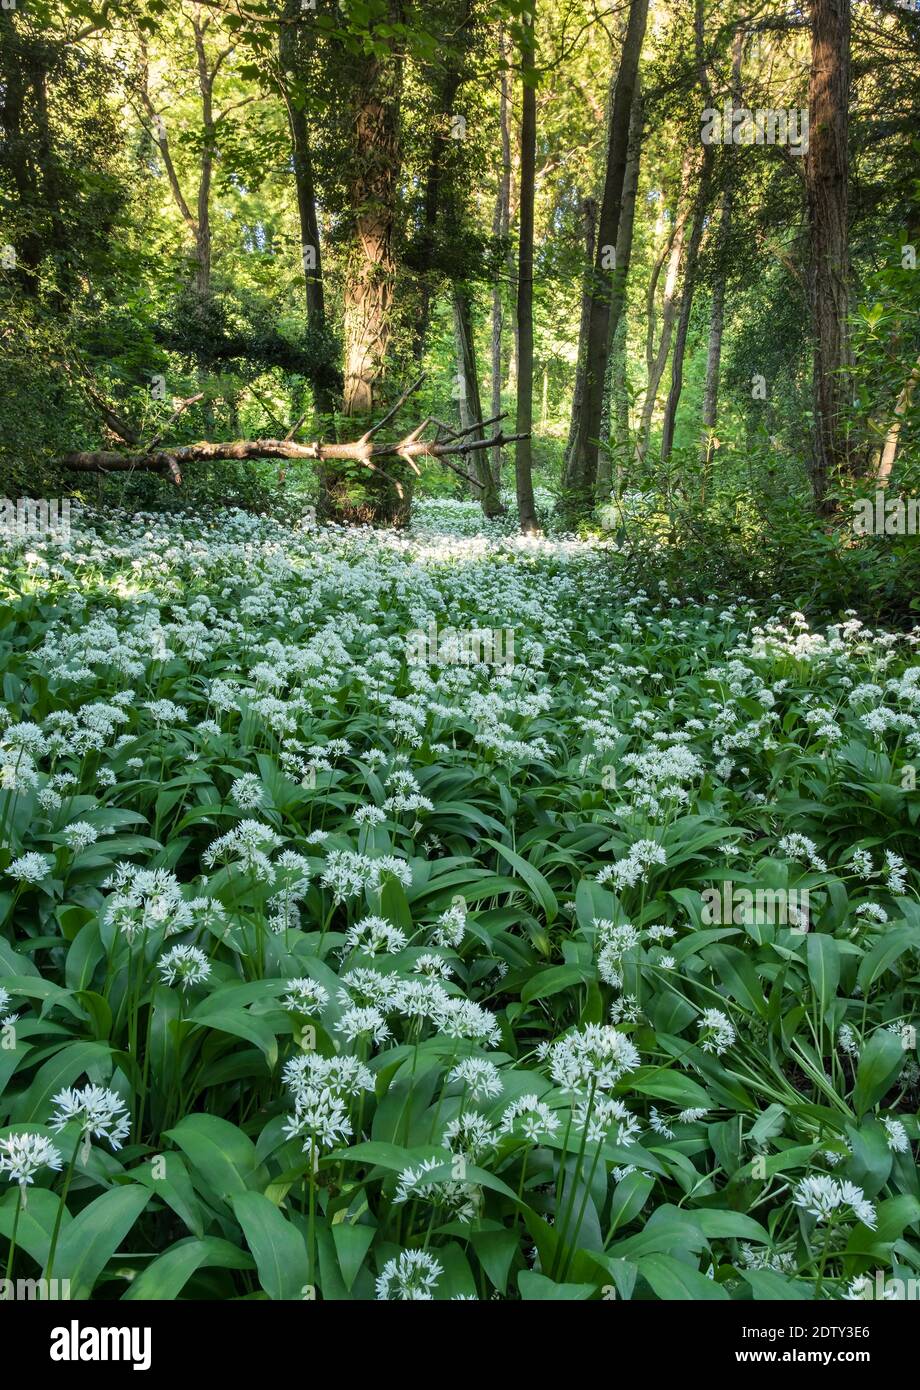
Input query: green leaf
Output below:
<box><xmin>852</xmin><ymin>1030</ymin><xmax>905</xmax><ymax>1117</ymax></box>
<box><xmin>232</xmin><ymin>1191</ymin><xmax>311</xmax><ymax>1301</ymax></box>
<box><xmin>806</xmin><ymin>932</ymin><xmax>840</xmax><ymax>1015</ymax></box>
<box><xmin>165</xmin><ymin>1113</ymin><xmax>264</xmax><ymax>1204</ymax></box>
<box><xmin>54</xmin><ymin>1185</ymin><xmax>150</xmax><ymax>1298</ymax></box>
<box><xmin>521</xmin><ymin>963</ymin><xmax>591</xmax><ymax>1004</ymax></box>
<box><xmin>518</xmin><ymin>1270</ymin><xmax>596</xmax><ymax>1299</ymax></box>
<box><xmin>484</xmin><ymin>839</ymin><xmax>558</xmax><ymax>923</ymax></box>
<box><xmin>638</xmin><ymin>1253</ymin><xmax>728</xmax><ymax>1299</ymax></box>
<box><xmin>332</xmin><ymin>1221</ymin><xmax>376</xmax><ymax>1292</ymax></box>
<box><xmin>123</xmin><ymin>1236</ymin><xmax>253</xmax><ymax>1300</ymax></box>
<box><xmin>12</xmin><ymin>1040</ymin><xmax>112</xmax><ymax>1123</ymax></box>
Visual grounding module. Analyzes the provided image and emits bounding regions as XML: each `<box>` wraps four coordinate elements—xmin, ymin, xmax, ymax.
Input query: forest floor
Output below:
<box><xmin>0</xmin><ymin>499</ymin><xmax>918</xmax><ymax>1300</ymax></box>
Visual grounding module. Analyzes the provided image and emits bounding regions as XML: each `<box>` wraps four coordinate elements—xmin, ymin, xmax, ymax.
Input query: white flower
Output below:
<box><xmin>50</xmin><ymin>1084</ymin><xmax>131</xmax><ymax>1150</ymax></box>
<box><xmin>157</xmin><ymin>944</ymin><xmax>211</xmax><ymax>990</ymax></box>
<box><xmin>282</xmin><ymin>1089</ymin><xmax>352</xmax><ymax>1161</ymax></box>
<box><xmin>0</xmin><ymin>1132</ymin><xmax>62</xmax><ymax>1193</ymax></box>
<box><xmin>281</xmin><ymin>978</ymin><xmax>330</xmax><ymax>1014</ymax></box>
<box><xmin>376</xmin><ymin>1249</ymin><xmax>443</xmax><ymax>1300</ymax></box>
<box><xmin>793</xmin><ymin>1175</ymin><xmax>876</xmax><ymax>1229</ymax></box>
<box><xmin>336</xmin><ymin>1005</ymin><xmax>390</xmax><ymax>1045</ymax></box>
<box><xmin>431</xmin><ymin>901</ymin><xmax>466</xmax><ymax>948</ymax></box>
<box><xmin>697</xmin><ymin>1008</ymin><xmax>735</xmax><ymax>1055</ymax></box>
<box><xmin>282</xmin><ymin>1053</ymin><xmax>374</xmax><ymax>1102</ymax></box>
<box><xmin>203</xmin><ymin>820</ymin><xmax>283</xmax><ymax>882</ymax></box>
<box><xmin>435</xmin><ymin>997</ymin><xmax>501</xmax><ymax>1047</ymax></box>
<box><xmin>343</xmin><ymin>915</ymin><xmax>407</xmax><ymax>956</ymax></box>
<box><xmin>8</xmin><ymin>852</ymin><xmax>51</xmax><ymax>884</ymax></box>
<box><xmin>61</xmin><ymin>822</ymin><xmax>98</xmax><ymax>852</ymax></box>
<box><xmin>884</xmin><ymin>851</ymin><xmax>908</xmax><ymax>895</ymax></box>
<box><xmin>448</xmin><ymin>1058</ymin><xmax>503</xmax><ymax>1102</ymax></box>
<box><xmin>103</xmin><ymin>865</ymin><xmax>193</xmax><ymax>941</ymax></box>
<box><xmin>546</xmin><ymin>1023</ymin><xmax>641</xmax><ymax>1093</ymax></box>
<box><xmin>575</xmin><ymin>1093</ymin><xmax>641</xmax><ymax>1145</ymax></box>
<box><xmin>444</xmin><ymin>1111</ymin><xmax>498</xmax><ymax>1159</ymax></box>
<box><xmin>597</xmin><ymin>839</ymin><xmax>667</xmax><ymax>891</ymax></box>
<box><xmin>414</xmin><ymin>952</ymin><xmax>453</xmax><ymax>979</ymax></box>
<box><xmin>500</xmin><ymin>1093</ymin><xmax>560</xmax><ymax>1143</ymax></box>
<box><xmin>882</xmin><ymin>1117</ymin><xmax>909</xmax><ymax>1153</ymax></box>
<box><xmin>777</xmin><ymin>833</ymin><xmax>826</xmax><ymax>872</ymax></box>
<box><xmin>230</xmin><ymin>772</ymin><xmax>264</xmax><ymax>809</ymax></box>
<box><xmin>321</xmin><ymin>850</ymin><xmax>412</xmax><ymax>902</ymax></box>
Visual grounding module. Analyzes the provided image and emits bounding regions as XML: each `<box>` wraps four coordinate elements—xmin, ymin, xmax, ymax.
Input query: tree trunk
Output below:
<box><xmin>597</xmin><ymin>80</ymin><xmax>643</xmax><ymax>500</ymax></box>
<box><xmin>606</xmin><ymin>320</ymin><xmax>631</xmax><ymax>496</ymax></box>
<box><xmin>453</xmin><ymin>286</ymin><xmax>504</xmax><ymax>516</ymax></box>
<box><xmin>561</xmin><ymin>0</ymin><xmax>649</xmax><ymax>518</ymax></box>
<box><xmin>805</xmin><ymin>0</ymin><xmax>852</xmax><ymax>507</ymax></box>
<box><xmin>342</xmin><ymin>40</ymin><xmax>402</xmax><ymax>416</ymax></box>
<box><xmin>490</xmin><ymin>26</ymin><xmax>512</xmax><ymax>487</ymax></box>
<box><xmin>876</xmin><ymin>355</ymin><xmax>920</xmax><ymax>486</ymax></box>
<box><xmin>561</xmin><ymin>196</ymin><xmax>598</xmax><ymax>478</ymax></box>
<box><xmin>700</xmin><ymin>244</ymin><xmax>726</xmax><ymax>468</ymax></box>
<box><xmin>635</xmin><ymin>149</ymin><xmax>693</xmax><ymax>463</ymax></box>
<box><xmin>191</xmin><ymin>16</ymin><xmax>215</xmax><ymax>300</ymax></box>
<box><xmin>698</xmin><ymin>26</ymin><xmax>741</xmax><ymax>485</ymax></box>
<box><xmin>514</xmin><ymin>7</ymin><xmax>539</xmax><ymax>533</ymax></box>
<box><xmin>659</xmin><ymin>155</ymin><xmax>711</xmax><ymax>461</ymax></box>
<box><xmin>278</xmin><ymin>4</ymin><xmax>338</xmax><ymax>425</ymax></box>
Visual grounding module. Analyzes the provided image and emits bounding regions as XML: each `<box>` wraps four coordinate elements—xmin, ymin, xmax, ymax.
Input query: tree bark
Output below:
<box><xmin>876</xmin><ymin>355</ymin><xmax>920</xmax><ymax>486</ymax></box>
<box><xmin>278</xmin><ymin>3</ymin><xmax>338</xmax><ymax>425</ymax></box>
<box><xmin>490</xmin><ymin>25</ymin><xmax>512</xmax><ymax>488</ymax></box>
<box><xmin>561</xmin><ymin>0</ymin><xmax>648</xmax><ymax>518</ymax></box>
<box><xmin>597</xmin><ymin>79</ymin><xmax>643</xmax><ymax>499</ymax></box>
<box><xmin>659</xmin><ymin>157</ymin><xmax>711</xmax><ymax>461</ymax></box>
<box><xmin>342</xmin><ymin>33</ymin><xmax>402</xmax><ymax>416</ymax></box>
<box><xmin>700</xmin><ymin>219</ymin><xmax>727</xmax><ymax>474</ymax></box>
<box><xmin>57</xmin><ymin>425</ymin><xmax>526</xmax><ymax>478</ymax></box>
<box><xmin>514</xmin><ymin>7</ymin><xmax>539</xmax><ymax>533</ymax></box>
<box><xmin>453</xmin><ymin>286</ymin><xmax>504</xmax><ymax>516</ymax></box>
<box><xmin>561</xmin><ymin>196</ymin><xmax>599</xmax><ymax>480</ymax></box>
<box><xmin>635</xmin><ymin>149</ymin><xmax>693</xmax><ymax>463</ymax></box>
<box><xmin>805</xmin><ymin>0</ymin><xmax>852</xmax><ymax>507</ymax></box>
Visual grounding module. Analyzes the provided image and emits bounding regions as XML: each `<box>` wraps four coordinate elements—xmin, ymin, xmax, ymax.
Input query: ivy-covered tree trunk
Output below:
<box><xmin>342</xmin><ymin>42</ymin><xmax>402</xmax><ymax>417</ymax></box>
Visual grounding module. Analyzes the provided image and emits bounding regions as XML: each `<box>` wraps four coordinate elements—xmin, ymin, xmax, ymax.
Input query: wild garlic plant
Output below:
<box><xmin>0</xmin><ymin>503</ymin><xmax>917</xmax><ymax>1299</ymax></box>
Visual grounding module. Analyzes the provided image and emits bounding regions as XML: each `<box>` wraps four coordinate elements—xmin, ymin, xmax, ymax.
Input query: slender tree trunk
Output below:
<box><xmin>514</xmin><ymin>7</ymin><xmax>538</xmax><ymax>532</ymax></box>
<box><xmin>191</xmin><ymin>16</ymin><xmax>214</xmax><ymax>300</ymax></box>
<box><xmin>279</xmin><ymin>4</ymin><xmax>338</xmax><ymax>423</ymax></box>
<box><xmin>561</xmin><ymin>196</ymin><xmax>598</xmax><ymax>478</ymax></box>
<box><xmin>490</xmin><ymin>27</ymin><xmax>512</xmax><ymax>487</ymax></box>
<box><xmin>876</xmin><ymin>355</ymin><xmax>920</xmax><ymax>486</ymax></box>
<box><xmin>700</xmin><ymin>237</ymin><xmax>726</xmax><ymax>471</ymax></box>
<box><xmin>607</xmin><ymin>320</ymin><xmax>630</xmax><ymax>495</ymax></box>
<box><xmin>453</xmin><ymin>286</ymin><xmax>504</xmax><ymax>516</ymax></box>
<box><xmin>699</xmin><ymin>26</ymin><xmax>741</xmax><ymax>484</ymax></box>
<box><xmin>805</xmin><ymin>0</ymin><xmax>851</xmax><ymax>507</ymax></box>
<box><xmin>561</xmin><ymin>0</ymin><xmax>649</xmax><ymax>517</ymax></box>
<box><xmin>597</xmin><ymin>80</ymin><xmax>643</xmax><ymax>499</ymax></box>
<box><xmin>635</xmin><ymin>149</ymin><xmax>693</xmax><ymax>463</ymax></box>
<box><xmin>659</xmin><ymin>155</ymin><xmax>711</xmax><ymax>461</ymax></box>
<box><xmin>412</xmin><ymin>71</ymin><xmax>464</xmax><ymax>363</ymax></box>
<box><xmin>342</xmin><ymin>40</ymin><xmax>402</xmax><ymax>416</ymax></box>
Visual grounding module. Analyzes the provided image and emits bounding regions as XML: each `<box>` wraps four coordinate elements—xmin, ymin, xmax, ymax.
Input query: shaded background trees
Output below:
<box><xmin>1</xmin><ymin>0</ymin><xmax>919</xmax><ymax>585</ymax></box>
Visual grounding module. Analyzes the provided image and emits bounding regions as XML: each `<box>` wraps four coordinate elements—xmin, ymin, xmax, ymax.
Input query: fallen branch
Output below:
<box><xmin>57</xmin><ymin>428</ymin><xmax>527</xmax><ymax>483</ymax></box>
<box><xmin>59</xmin><ymin>368</ymin><xmax>527</xmax><ymax>500</ymax></box>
